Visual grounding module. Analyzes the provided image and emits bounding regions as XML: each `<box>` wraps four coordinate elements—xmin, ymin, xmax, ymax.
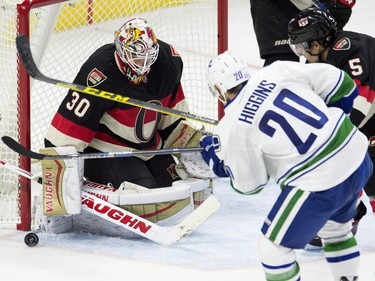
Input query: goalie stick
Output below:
<box><xmin>1</xmin><ymin>136</ymin><xmax>202</xmax><ymax>161</ymax></box>
<box><xmin>15</xmin><ymin>34</ymin><xmax>218</xmax><ymax>126</ymax></box>
<box><xmin>0</xmin><ymin>159</ymin><xmax>37</xmax><ymax>180</ymax></box>
<box><xmin>0</xmin><ymin>159</ymin><xmax>220</xmax><ymax>245</ymax></box>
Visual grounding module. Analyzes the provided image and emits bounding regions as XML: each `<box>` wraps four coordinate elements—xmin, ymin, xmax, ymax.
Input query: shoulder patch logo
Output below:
<box><xmin>169</xmin><ymin>44</ymin><xmax>180</xmax><ymax>57</ymax></box>
<box><xmin>87</xmin><ymin>68</ymin><xmax>107</xmax><ymax>87</ymax></box>
<box><xmin>333</xmin><ymin>37</ymin><xmax>351</xmax><ymax>51</ymax></box>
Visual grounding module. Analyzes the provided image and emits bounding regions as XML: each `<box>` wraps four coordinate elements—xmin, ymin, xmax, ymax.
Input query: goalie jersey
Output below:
<box><xmin>45</xmin><ymin>40</ymin><xmax>188</xmax><ymax>154</ymax></box>
<box><xmin>215</xmin><ymin>61</ymin><xmax>368</xmax><ymax>194</ymax></box>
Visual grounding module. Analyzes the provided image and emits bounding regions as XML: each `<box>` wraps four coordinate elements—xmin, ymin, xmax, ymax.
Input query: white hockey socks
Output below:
<box><xmin>319</xmin><ymin>220</ymin><xmax>360</xmax><ymax>280</ymax></box>
<box><xmin>258</xmin><ymin>234</ymin><xmax>301</xmax><ymax>281</ymax></box>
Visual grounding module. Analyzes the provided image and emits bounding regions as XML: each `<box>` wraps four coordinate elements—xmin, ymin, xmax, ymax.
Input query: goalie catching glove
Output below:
<box><xmin>199</xmin><ymin>135</ymin><xmax>229</xmax><ymax>178</ymax></box>
<box><xmin>164</xmin><ymin>121</ymin><xmax>217</xmax><ymax>179</ymax></box>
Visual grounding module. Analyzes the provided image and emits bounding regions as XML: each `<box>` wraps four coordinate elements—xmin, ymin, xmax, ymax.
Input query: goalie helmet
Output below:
<box><xmin>207</xmin><ymin>51</ymin><xmax>250</xmax><ymax>105</ymax></box>
<box><xmin>114</xmin><ymin>18</ymin><xmax>159</xmax><ymax>75</ymax></box>
<box><xmin>288</xmin><ymin>7</ymin><xmax>337</xmax><ymax>56</ymax></box>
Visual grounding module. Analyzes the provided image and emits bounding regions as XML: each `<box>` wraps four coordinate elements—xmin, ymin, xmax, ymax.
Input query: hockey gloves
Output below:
<box><xmin>199</xmin><ymin>135</ymin><xmax>229</xmax><ymax>178</ymax></box>
<box><xmin>322</xmin><ymin>0</ymin><xmax>355</xmax><ymax>30</ymax></box>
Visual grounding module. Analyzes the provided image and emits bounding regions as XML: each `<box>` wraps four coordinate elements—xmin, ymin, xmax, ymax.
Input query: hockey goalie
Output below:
<box><xmin>33</xmin><ymin>121</ymin><xmax>218</xmax><ymax>241</ymax></box>
<box><xmin>29</xmin><ymin>17</ymin><xmax>221</xmax><ymax>242</ymax></box>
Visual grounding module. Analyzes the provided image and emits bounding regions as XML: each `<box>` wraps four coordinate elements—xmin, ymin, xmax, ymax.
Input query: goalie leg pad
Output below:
<box><xmin>72</xmin><ymin>179</ymin><xmax>211</xmax><ymax>236</ymax></box>
<box><xmin>40</xmin><ymin>147</ymin><xmax>83</xmax><ymax>216</ymax></box>
<box><xmin>172</xmin><ymin>178</ymin><xmax>213</xmax><ymax>208</ymax></box>
<box><xmin>32</xmin><ymin>189</ymin><xmax>74</xmax><ymax>234</ymax></box>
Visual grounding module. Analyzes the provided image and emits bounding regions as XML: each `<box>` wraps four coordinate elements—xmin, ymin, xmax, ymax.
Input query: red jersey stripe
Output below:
<box><xmin>51</xmin><ymin>113</ymin><xmax>95</xmax><ymax>143</ymax></box>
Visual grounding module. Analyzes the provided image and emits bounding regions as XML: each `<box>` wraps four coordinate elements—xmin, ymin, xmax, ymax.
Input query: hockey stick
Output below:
<box><xmin>15</xmin><ymin>34</ymin><xmax>218</xmax><ymax>126</ymax></box>
<box><xmin>1</xmin><ymin>159</ymin><xmax>220</xmax><ymax>245</ymax></box>
<box><xmin>0</xmin><ymin>159</ymin><xmax>36</xmax><ymax>180</ymax></box>
<box><xmin>310</xmin><ymin>0</ymin><xmax>328</xmax><ymax>10</ymax></box>
<box><xmin>2</xmin><ymin>136</ymin><xmax>202</xmax><ymax>161</ymax></box>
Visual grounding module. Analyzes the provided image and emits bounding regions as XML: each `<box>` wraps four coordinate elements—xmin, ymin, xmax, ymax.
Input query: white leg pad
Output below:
<box><xmin>46</xmin><ymin>178</ymin><xmax>212</xmax><ymax>237</ymax></box>
<box><xmin>40</xmin><ymin>146</ymin><xmax>83</xmax><ymax>216</ymax></box>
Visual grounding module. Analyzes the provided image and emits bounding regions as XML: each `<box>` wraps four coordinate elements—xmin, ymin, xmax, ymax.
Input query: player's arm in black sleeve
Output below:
<box><xmin>321</xmin><ymin>0</ymin><xmax>355</xmax><ymax>30</ymax></box>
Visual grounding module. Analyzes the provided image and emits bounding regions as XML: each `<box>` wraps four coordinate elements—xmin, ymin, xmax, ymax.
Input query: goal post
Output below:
<box><xmin>0</xmin><ymin>0</ymin><xmax>228</xmax><ymax>231</ymax></box>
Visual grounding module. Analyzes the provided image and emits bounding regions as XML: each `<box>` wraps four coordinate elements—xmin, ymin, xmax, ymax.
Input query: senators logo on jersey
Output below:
<box><xmin>333</xmin><ymin>37</ymin><xmax>351</xmax><ymax>51</ymax></box>
<box><xmin>87</xmin><ymin>68</ymin><xmax>107</xmax><ymax>87</ymax></box>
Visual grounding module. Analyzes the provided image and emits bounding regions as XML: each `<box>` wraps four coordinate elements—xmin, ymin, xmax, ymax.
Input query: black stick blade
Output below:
<box><xmin>15</xmin><ymin>34</ymin><xmax>41</xmax><ymax>79</ymax></box>
<box><xmin>1</xmin><ymin>136</ymin><xmax>44</xmax><ymax>160</ymax></box>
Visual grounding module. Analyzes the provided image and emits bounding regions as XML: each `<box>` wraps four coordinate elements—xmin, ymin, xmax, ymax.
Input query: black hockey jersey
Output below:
<box><xmin>45</xmin><ymin>40</ymin><xmax>188</xmax><ymax>153</ymax></box>
<box><xmin>325</xmin><ymin>31</ymin><xmax>375</xmax><ymax>138</ymax></box>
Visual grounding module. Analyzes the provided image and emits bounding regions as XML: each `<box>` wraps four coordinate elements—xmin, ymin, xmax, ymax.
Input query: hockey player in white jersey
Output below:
<box><xmin>200</xmin><ymin>51</ymin><xmax>372</xmax><ymax>281</ymax></box>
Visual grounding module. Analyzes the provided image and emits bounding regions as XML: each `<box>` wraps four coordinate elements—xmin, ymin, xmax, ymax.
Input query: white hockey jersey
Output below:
<box><xmin>215</xmin><ymin>61</ymin><xmax>368</xmax><ymax>194</ymax></box>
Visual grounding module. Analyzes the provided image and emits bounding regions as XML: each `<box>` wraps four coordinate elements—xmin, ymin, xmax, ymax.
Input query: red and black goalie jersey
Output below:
<box><xmin>45</xmin><ymin>40</ymin><xmax>189</xmax><ymax>154</ymax></box>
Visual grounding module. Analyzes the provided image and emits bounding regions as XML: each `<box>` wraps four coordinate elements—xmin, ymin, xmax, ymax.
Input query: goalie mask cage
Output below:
<box><xmin>0</xmin><ymin>0</ymin><xmax>227</xmax><ymax>230</ymax></box>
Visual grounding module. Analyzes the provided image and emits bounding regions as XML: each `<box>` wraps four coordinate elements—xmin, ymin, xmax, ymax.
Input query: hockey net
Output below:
<box><xmin>0</xmin><ymin>0</ymin><xmax>227</xmax><ymax>230</ymax></box>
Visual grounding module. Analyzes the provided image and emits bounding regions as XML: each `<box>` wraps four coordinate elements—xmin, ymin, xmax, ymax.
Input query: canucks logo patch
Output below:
<box><xmin>333</xmin><ymin>37</ymin><xmax>351</xmax><ymax>51</ymax></box>
<box><xmin>87</xmin><ymin>68</ymin><xmax>107</xmax><ymax>87</ymax></box>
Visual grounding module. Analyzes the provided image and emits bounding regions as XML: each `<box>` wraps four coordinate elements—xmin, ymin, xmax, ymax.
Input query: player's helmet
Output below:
<box><xmin>207</xmin><ymin>51</ymin><xmax>250</xmax><ymax>105</ymax></box>
<box><xmin>115</xmin><ymin>18</ymin><xmax>159</xmax><ymax>75</ymax></box>
<box><xmin>288</xmin><ymin>7</ymin><xmax>337</xmax><ymax>56</ymax></box>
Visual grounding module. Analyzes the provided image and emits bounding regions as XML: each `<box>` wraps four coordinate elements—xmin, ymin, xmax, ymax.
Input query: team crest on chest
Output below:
<box><xmin>333</xmin><ymin>37</ymin><xmax>351</xmax><ymax>51</ymax></box>
<box><xmin>87</xmin><ymin>68</ymin><xmax>107</xmax><ymax>87</ymax></box>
